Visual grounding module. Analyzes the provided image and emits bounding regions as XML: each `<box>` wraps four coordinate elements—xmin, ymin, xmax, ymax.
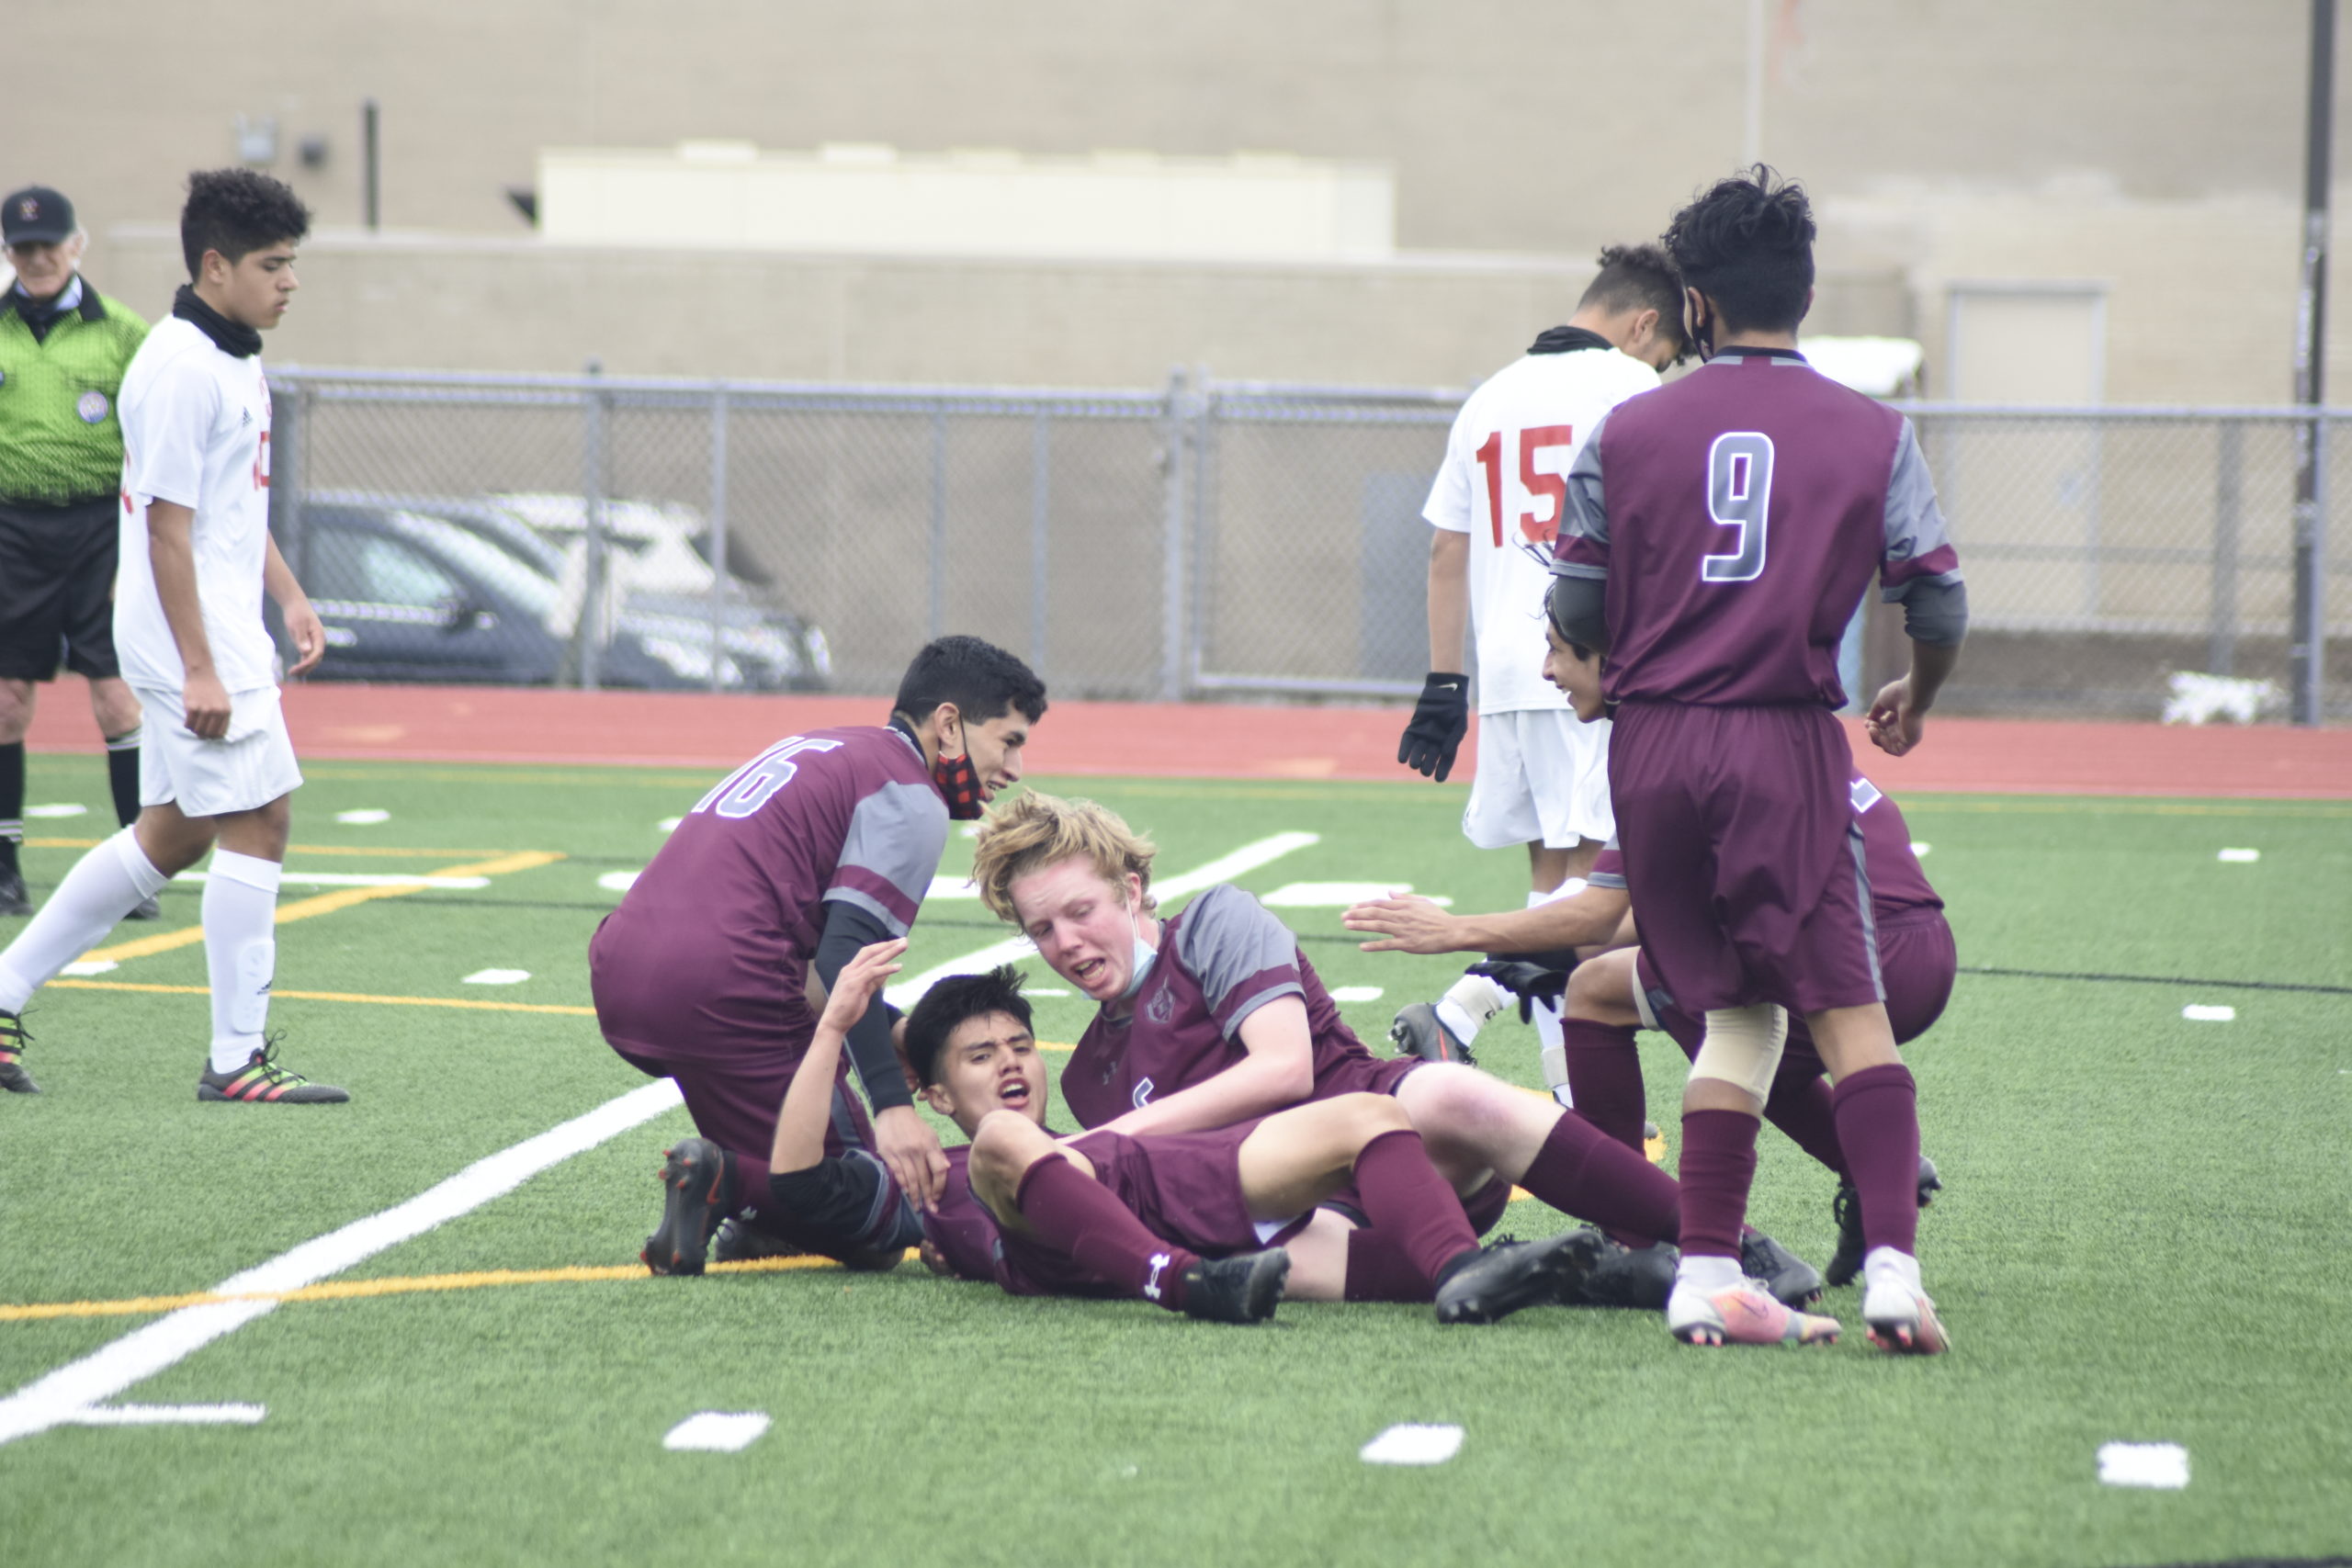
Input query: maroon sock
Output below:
<box><xmin>1351</xmin><ymin>1128</ymin><xmax>1480</xmax><ymax>1290</ymax></box>
<box><xmin>1516</xmin><ymin>1111</ymin><xmax>1680</xmax><ymax>1247</ymax></box>
<box><xmin>1762</xmin><ymin>1063</ymin><xmax>1847</xmax><ymax>1180</ymax></box>
<box><xmin>1677</xmin><ymin>1109</ymin><xmax>1761</xmax><ymax>1259</ymax></box>
<box><xmin>1563</xmin><ymin>1019</ymin><xmax>1647</xmax><ymax>1153</ymax></box>
<box><xmin>1831</xmin><ymin>1063</ymin><xmax>1921</xmax><ymax>1257</ymax></box>
<box><xmin>1342</xmin><ymin>1225</ymin><xmax>1438</xmax><ymax>1303</ymax></box>
<box><xmin>1014</xmin><ymin>1154</ymin><xmax>1199</xmax><ymax>1311</ymax></box>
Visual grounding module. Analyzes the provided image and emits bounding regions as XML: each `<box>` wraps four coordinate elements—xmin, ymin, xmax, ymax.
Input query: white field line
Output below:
<box><xmin>0</xmin><ymin>1078</ymin><xmax>684</xmax><ymax>1448</ymax></box>
<box><xmin>885</xmin><ymin>830</ymin><xmax>1319</xmax><ymax>1008</ymax></box>
<box><xmin>65</xmin><ymin>1403</ymin><xmax>267</xmax><ymax>1427</ymax></box>
<box><xmin>172</xmin><ymin>871</ymin><xmax>493</xmax><ymax>889</ymax></box>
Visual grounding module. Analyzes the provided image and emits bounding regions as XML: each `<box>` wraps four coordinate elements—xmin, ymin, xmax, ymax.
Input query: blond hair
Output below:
<box><xmin>969</xmin><ymin>792</ymin><xmax>1158</xmax><ymax>925</ymax></box>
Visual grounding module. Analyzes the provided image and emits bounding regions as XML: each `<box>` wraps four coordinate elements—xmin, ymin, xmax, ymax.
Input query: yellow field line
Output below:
<box><xmin>28</xmin><ymin>839</ymin><xmax>518</xmax><ymax>857</ymax></box>
<box><xmin>74</xmin><ymin>851</ymin><xmax>564</xmax><ymax>964</ymax></box>
<box><xmin>48</xmin><ymin>978</ymin><xmax>598</xmax><ymax>1018</ymax></box>
<box><xmin>0</xmin><ymin>1252</ymin><xmax>880</xmax><ymax>1323</ymax></box>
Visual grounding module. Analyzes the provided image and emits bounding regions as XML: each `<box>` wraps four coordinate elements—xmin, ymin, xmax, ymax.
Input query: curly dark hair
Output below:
<box><xmin>903</xmin><ymin>964</ymin><xmax>1034</xmax><ymax>1089</ymax></box>
<box><xmin>1577</xmin><ymin>243</ymin><xmax>1688</xmax><ymax>359</ymax></box>
<box><xmin>1662</xmin><ymin>165</ymin><xmax>1815</xmax><ymax>337</ymax></box>
<box><xmin>180</xmin><ymin>168</ymin><xmax>311</xmax><ymax>279</ymax></box>
<box><xmin>892</xmin><ymin>635</ymin><xmax>1047</xmax><ymax>729</ymax></box>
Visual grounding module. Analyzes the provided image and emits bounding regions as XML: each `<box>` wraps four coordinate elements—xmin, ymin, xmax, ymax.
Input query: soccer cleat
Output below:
<box><xmin>1180</xmin><ymin>1248</ymin><xmax>1290</xmax><ymax>1324</ymax></box>
<box><xmin>1862</xmin><ymin>1278</ymin><xmax>1951</xmax><ymax>1355</ymax></box>
<box><xmin>197</xmin><ymin>1038</ymin><xmax>349</xmax><ymax>1103</ymax></box>
<box><xmin>1826</xmin><ymin>1154</ymin><xmax>1946</xmax><ymax>1288</ymax></box>
<box><xmin>1741</xmin><ymin>1228</ymin><xmax>1825</xmax><ymax>1307</ymax></box>
<box><xmin>0</xmin><ymin>1010</ymin><xmax>38</xmax><ymax>1094</ymax></box>
<box><xmin>1434</xmin><ymin>1227</ymin><xmax>1607</xmax><ymax>1325</ymax></box>
<box><xmin>1573</xmin><ymin>1237</ymin><xmax>1678</xmax><ymax>1310</ymax></box>
<box><xmin>643</xmin><ymin>1136</ymin><xmax>732</xmax><ymax>1277</ymax></box>
<box><xmin>1666</xmin><ymin>1279</ymin><xmax>1841</xmax><ymax>1347</ymax></box>
<box><xmin>1388</xmin><ymin>1001</ymin><xmax>1476</xmax><ymax>1068</ymax></box>
<box><xmin>0</xmin><ymin>869</ymin><xmax>28</xmax><ymax>918</ymax></box>
<box><xmin>126</xmin><ymin>894</ymin><xmax>162</xmax><ymax>921</ymax></box>
<box><xmin>709</xmin><ymin>1213</ymin><xmax>809</xmax><ymax>1266</ymax></box>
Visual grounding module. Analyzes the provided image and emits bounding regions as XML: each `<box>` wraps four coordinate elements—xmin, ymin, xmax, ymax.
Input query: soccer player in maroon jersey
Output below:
<box><xmin>962</xmin><ymin>792</ymin><xmax>1691</xmax><ymax>1294</ymax></box>
<box><xmin>590</xmin><ymin>636</ymin><xmax>1045</xmax><ymax>1276</ymax></box>
<box><xmin>1546</xmin><ymin>169</ymin><xmax>1967</xmax><ymax>1352</ymax></box>
<box><xmin>1351</xmin><ymin>627</ymin><xmax>1953</xmax><ymax>1292</ymax></box>
<box><xmin>762</xmin><ymin>951</ymin><xmax>1610</xmax><ymax>1324</ymax></box>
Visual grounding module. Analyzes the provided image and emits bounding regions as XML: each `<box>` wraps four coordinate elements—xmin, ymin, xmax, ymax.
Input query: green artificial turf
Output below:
<box><xmin>2</xmin><ymin>755</ymin><xmax>2347</xmax><ymax>1567</ymax></box>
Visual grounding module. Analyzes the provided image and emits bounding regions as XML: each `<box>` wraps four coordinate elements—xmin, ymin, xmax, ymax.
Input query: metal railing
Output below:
<box><xmin>264</xmin><ymin>367</ymin><xmax>2347</xmax><ymax>722</ymax></box>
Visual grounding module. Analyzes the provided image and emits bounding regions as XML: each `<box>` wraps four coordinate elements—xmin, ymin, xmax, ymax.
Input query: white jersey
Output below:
<box><xmin>1424</xmin><ymin>346</ymin><xmax>1659</xmax><ymax>713</ymax></box>
<box><xmin>116</xmin><ymin>317</ymin><xmax>278</xmax><ymax>695</ymax></box>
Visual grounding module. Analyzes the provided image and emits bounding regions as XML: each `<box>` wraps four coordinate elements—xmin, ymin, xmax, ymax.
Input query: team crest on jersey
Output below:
<box><xmin>1145</xmin><ymin>982</ymin><xmax>1175</xmax><ymax>1024</ymax></box>
<box><xmin>1132</xmin><ymin>1077</ymin><xmax>1156</xmax><ymax>1109</ymax></box>
<box><xmin>76</xmin><ymin>389</ymin><xmax>108</xmax><ymax>424</ymax></box>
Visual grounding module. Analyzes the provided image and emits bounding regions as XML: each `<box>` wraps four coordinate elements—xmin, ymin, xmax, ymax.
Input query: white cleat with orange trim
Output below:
<box><xmin>1862</xmin><ymin>1280</ymin><xmax>1951</xmax><ymax>1355</ymax></box>
<box><xmin>1666</xmin><ymin>1280</ymin><xmax>1840</xmax><ymax>1348</ymax></box>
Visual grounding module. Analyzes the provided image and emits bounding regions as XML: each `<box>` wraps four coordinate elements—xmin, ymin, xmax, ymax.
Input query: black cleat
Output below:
<box><xmin>1741</xmin><ymin>1228</ymin><xmax>1824</xmax><ymax>1307</ymax></box>
<box><xmin>126</xmin><ymin>894</ymin><xmax>162</xmax><ymax>920</ymax></box>
<box><xmin>0</xmin><ymin>1010</ymin><xmax>38</xmax><ymax>1094</ymax></box>
<box><xmin>1388</xmin><ymin>1002</ymin><xmax>1476</xmax><ymax>1068</ymax></box>
<box><xmin>1180</xmin><ymin>1248</ymin><xmax>1289</xmax><ymax>1324</ymax></box>
<box><xmin>643</xmin><ymin>1136</ymin><xmax>733</xmax><ymax>1277</ymax></box>
<box><xmin>196</xmin><ymin>1037</ymin><xmax>349</xmax><ymax>1102</ymax></box>
<box><xmin>0</xmin><ymin>870</ymin><xmax>29</xmax><ymax>918</ymax></box>
<box><xmin>1826</xmin><ymin>1155</ymin><xmax>1945</xmax><ymax>1288</ymax></box>
<box><xmin>1434</xmin><ymin>1227</ymin><xmax>1607</xmax><ymax>1325</ymax></box>
<box><xmin>709</xmin><ymin>1213</ymin><xmax>808</xmax><ymax>1266</ymax></box>
<box><xmin>1573</xmin><ymin>1237</ymin><xmax>1679</xmax><ymax>1309</ymax></box>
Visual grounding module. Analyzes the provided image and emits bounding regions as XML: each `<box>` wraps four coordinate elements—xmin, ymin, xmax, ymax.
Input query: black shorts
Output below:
<box><xmin>0</xmin><ymin>496</ymin><xmax>121</xmax><ymax>682</ymax></box>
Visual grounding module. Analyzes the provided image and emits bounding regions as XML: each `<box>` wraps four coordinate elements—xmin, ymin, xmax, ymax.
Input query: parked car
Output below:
<box><xmin>288</xmin><ymin>503</ymin><xmax>725</xmax><ymax>690</ymax></box>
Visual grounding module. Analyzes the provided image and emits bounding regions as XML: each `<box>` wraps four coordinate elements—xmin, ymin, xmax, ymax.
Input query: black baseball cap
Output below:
<box><xmin>3</xmin><ymin>186</ymin><xmax>76</xmax><ymax>246</ymax></box>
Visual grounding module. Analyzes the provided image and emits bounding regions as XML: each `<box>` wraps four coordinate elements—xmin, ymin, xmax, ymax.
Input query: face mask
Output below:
<box><xmin>933</xmin><ymin>747</ymin><xmax>982</xmax><ymax>820</ymax></box>
<box><xmin>1685</xmin><ymin>295</ymin><xmax>1716</xmax><ymax>364</ymax></box>
<box><xmin>1119</xmin><ymin>909</ymin><xmax>1158</xmax><ymax>1001</ymax></box>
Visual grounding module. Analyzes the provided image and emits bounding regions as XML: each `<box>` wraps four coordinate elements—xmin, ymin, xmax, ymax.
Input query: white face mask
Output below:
<box><xmin>1118</xmin><ymin>907</ymin><xmax>1158</xmax><ymax>1001</ymax></box>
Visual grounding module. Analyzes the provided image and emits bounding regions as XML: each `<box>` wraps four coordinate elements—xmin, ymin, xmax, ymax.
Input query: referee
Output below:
<box><xmin>0</xmin><ymin>186</ymin><xmax>154</xmax><ymax>919</ymax></box>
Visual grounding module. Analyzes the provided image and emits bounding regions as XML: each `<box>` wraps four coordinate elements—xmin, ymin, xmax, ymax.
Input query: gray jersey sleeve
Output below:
<box><xmin>823</xmin><ymin>780</ymin><xmax>950</xmax><ymax>936</ymax></box>
<box><xmin>1174</xmin><ymin>883</ymin><xmax>1306</xmax><ymax>1038</ymax></box>
<box><xmin>1878</xmin><ymin>420</ymin><xmax>1964</xmax><ymax>599</ymax></box>
<box><xmin>1549</xmin><ymin>409</ymin><xmax>1612</xmax><ymax>581</ymax></box>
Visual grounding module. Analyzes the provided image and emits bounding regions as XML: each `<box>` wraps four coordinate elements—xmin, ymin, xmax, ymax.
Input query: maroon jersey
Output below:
<box><xmin>591</xmin><ymin>725</ymin><xmax>948</xmax><ymax>1063</ymax></box>
<box><xmin>1589</xmin><ymin>773</ymin><xmax>1941</xmax><ymax>924</ymax></box>
<box><xmin>1059</xmin><ymin>884</ymin><xmax>1413</xmax><ymax>1131</ymax></box>
<box><xmin>1553</xmin><ymin>349</ymin><xmax>1962</xmax><ymax>708</ymax></box>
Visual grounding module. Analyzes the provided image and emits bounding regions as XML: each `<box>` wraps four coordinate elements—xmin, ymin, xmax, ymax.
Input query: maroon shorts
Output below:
<box><xmin>611</xmin><ymin>1040</ymin><xmax>874</xmax><ymax>1178</ymax></box>
<box><xmin>1319</xmin><ymin>1052</ymin><xmax>1424</xmax><ymax>1100</ymax></box>
<box><xmin>996</xmin><ymin>1123</ymin><xmax>1309</xmax><ymax>1296</ymax></box>
<box><xmin>1636</xmin><ymin>912</ymin><xmax>1957</xmax><ymax>1066</ymax></box>
<box><xmin>1610</xmin><ymin>700</ymin><xmax>1882</xmax><ymax>1016</ymax></box>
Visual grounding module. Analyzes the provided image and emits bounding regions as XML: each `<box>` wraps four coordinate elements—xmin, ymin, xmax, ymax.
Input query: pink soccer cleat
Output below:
<box><xmin>1862</xmin><ymin>1280</ymin><xmax>1951</xmax><ymax>1355</ymax></box>
<box><xmin>1666</xmin><ymin>1280</ymin><xmax>1841</xmax><ymax>1348</ymax></box>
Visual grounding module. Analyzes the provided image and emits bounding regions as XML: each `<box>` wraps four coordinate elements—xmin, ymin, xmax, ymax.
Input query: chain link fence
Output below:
<box><xmin>266</xmin><ymin>367</ymin><xmax>2347</xmax><ymax>722</ymax></box>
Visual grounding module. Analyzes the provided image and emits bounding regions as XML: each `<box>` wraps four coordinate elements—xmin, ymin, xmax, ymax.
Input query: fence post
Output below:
<box><xmin>708</xmin><ymin>383</ymin><xmax>729</xmax><ymax>693</ymax></box>
<box><xmin>270</xmin><ymin>377</ymin><xmax>306</xmax><ymax>587</ymax></box>
<box><xmin>1186</xmin><ymin>369</ymin><xmax>1214</xmax><ymax>694</ymax></box>
<box><xmin>1030</xmin><ymin>410</ymin><xmax>1051</xmax><ymax>678</ymax></box>
<box><xmin>2209</xmin><ymin>421</ymin><xmax>2243</xmax><ymax>676</ymax></box>
<box><xmin>575</xmin><ymin>359</ymin><xmax>609</xmax><ymax>691</ymax></box>
<box><xmin>928</xmin><ymin>405</ymin><xmax>948</xmax><ymax>640</ymax></box>
<box><xmin>1158</xmin><ymin>368</ymin><xmax>1191</xmax><ymax>701</ymax></box>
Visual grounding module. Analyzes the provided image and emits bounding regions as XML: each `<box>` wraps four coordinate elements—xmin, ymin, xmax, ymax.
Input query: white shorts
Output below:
<box><xmin>134</xmin><ymin>683</ymin><xmax>304</xmax><ymax>818</ymax></box>
<box><xmin>1461</xmin><ymin>707</ymin><xmax>1613</xmax><ymax>852</ymax></box>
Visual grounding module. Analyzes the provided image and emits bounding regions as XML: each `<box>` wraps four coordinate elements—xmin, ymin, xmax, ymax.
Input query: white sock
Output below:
<box><xmin>1676</xmin><ymin>1253</ymin><xmax>1744</xmax><ymax>1293</ymax></box>
<box><xmin>1532</xmin><ymin>876</ymin><xmax>1589</xmax><ymax>907</ymax></box>
<box><xmin>204</xmin><ymin>849</ymin><xmax>281</xmax><ymax>1074</ymax></box>
<box><xmin>1861</xmin><ymin>1246</ymin><xmax>1922</xmax><ymax>1298</ymax></box>
<box><xmin>1438</xmin><ymin>972</ymin><xmax>1510</xmax><ymax>1045</ymax></box>
<box><xmin>0</xmin><ymin>829</ymin><xmax>170</xmax><ymax>1012</ymax></box>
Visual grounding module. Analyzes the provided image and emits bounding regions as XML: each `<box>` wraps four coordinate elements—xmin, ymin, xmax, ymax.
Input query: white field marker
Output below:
<box><xmin>1910</xmin><ymin>841</ymin><xmax>1931</xmax><ymax>857</ymax></box>
<box><xmin>926</xmin><ymin>874</ymin><xmax>979</xmax><ymax>900</ymax></box>
<box><xmin>1027</xmin><ymin>987</ymin><xmax>1070</xmax><ymax>998</ymax></box>
<box><xmin>63</xmin><ymin>1403</ymin><xmax>266</xmax><ymax>1427</ymax></box>
<box><xmin>24</xmin><ymin>803</ymin><xmax>88</xmax><ymax>818</ymax></box>
<box><xmin>2182</xmin><ymin>1005</ymin><xmax>2236</xmax><ymax>1022</ymax></box>
<box><xmin>60</xmin><ymin>960</ymin><xmax>119</xmax><ymax>977</ymax></box>
<box><xmin>887</xmin><ymin>832</ymin><xmax>1320</xmax><ymax>1008</ymax></box>
<box><xmin>598</xmin><ymin>871</ymin><xmax>639</xmax><ymax>893</ymax></box>
<box><xmin>1329</xmin><ymin>987</ymin><xmax>1385</xmax><ymax>1003</ymax></box>
<box><xmin>0</xmin><ymin>1078</ymin><xmax>684</xmax><ymax>1448</ymax></box>
<box><xmin>174</xmin><ymin>872</ymin><xmax>491</xmax><ymax>890</ymax></box>
<box><xmin>2217</xmin><ymin>848</ymin><xmax>2259</xmax><ymax>863</ymax></box>
<box><xmin>334</xmin><ymin>809</ymin><xmax>390</xmax><ymax>825</ymax></box>
<box><xmin>1263</xmin><ymin>881</ymin><xmax>1450</xmax><ymax>909</ymax></box>
<box><xmin>2098</xmin><ymin>1442</ymin><xmax>2188</xmax><ymax>1488</ymax></box>
<box><xmin>663</xmin><ymin>1412</ymin><xmax>772</xmax><ymax>1452</ymax></box>
<box><xmin>1361</xmin><ymin>1424</ymin><xmax>1464</xmax><ymax>1466</ymax></box>
<box><xmin>463</xmin><ymin>969</ymin><xmax>531</xmax><ymax>986</ymax></box>
<box><xmin>657</xmin><ymin>817</ymin><xmax>682</xmax><ymax>832</ymax></box>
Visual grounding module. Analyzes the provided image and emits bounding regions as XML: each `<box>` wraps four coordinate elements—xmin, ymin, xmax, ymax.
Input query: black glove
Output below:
<box><xmin>1398</xmin><ymin>672</ymin><xmax>1470</xmax><ymax>781</ymax></box>
<box><xmin>1466</xmin><ymin>959</ymin><xmax>1570</xmax><ymax>1023</ymax></box>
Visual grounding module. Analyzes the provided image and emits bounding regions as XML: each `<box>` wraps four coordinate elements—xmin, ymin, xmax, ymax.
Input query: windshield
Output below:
<box><xmin>387</xmin><ymin>511</ymin><xmax>562</xmax><ymax>619</ymax></box>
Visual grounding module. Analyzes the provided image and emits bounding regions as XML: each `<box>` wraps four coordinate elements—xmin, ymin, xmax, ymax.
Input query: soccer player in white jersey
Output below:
<box><xmin>1391</xmin><ymin>245</ymin><xmax>1686</xmax><ymax>1095</ymax></box>
<box><xmin>0</xmin><ymin>170</ymin><xmax>344</xmax><ymax>1103</ymax></box>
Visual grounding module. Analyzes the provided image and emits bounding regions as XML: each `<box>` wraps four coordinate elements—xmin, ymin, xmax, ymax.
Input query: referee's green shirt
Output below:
<box><xmin>0</xmin><ymin>283</ymin><xmax>149</xmax><ymax>505</ymax></box>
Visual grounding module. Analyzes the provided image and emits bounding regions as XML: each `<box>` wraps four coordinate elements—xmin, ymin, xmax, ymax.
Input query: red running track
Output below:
<box><xmin>21</xmin><ymin>683</ymin><xmax>2352</xmax><ymax>798</ymax></box>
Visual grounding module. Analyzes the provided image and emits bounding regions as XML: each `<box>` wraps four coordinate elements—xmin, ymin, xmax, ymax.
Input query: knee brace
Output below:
<box><xmin>233</xmin><ymin>938</ymin><xmax>277</xmax><ymax>1034</ymax></box>
<box><xmin>1689</xmin><ymin>1003</ymin><xmax>1789</xmax><ymax>1102</ymax></box>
